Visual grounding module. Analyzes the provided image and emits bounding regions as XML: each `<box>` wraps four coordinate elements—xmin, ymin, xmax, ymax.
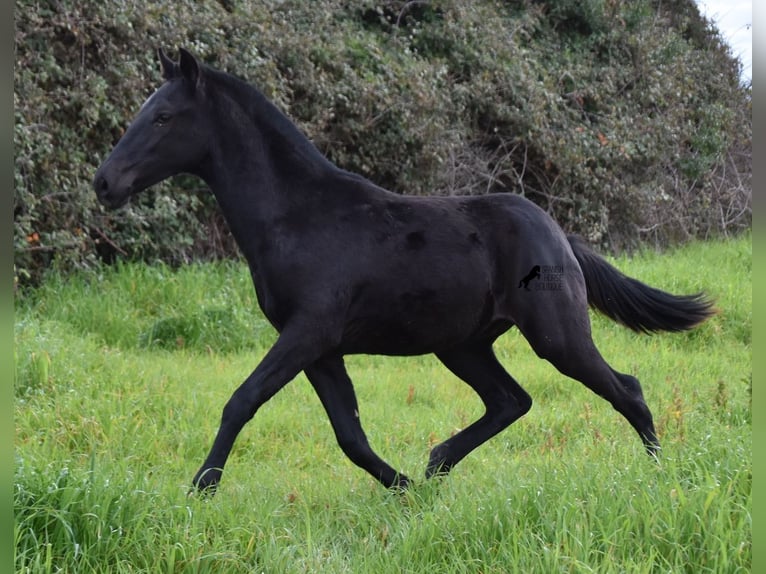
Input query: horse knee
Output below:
<box><xmin>491</xmin><ymin>390</ymin><xmax>532</xmax><ymax>428</ymax></box>
<box><xmin>220</xmin><ymin>396</ymin><xmax>253</xmax><ymax>427</ymax></box>
<box><xmin>517</xmin><ymin>390</ymin><xmax>533</xmax><ymax>416</ymax></box>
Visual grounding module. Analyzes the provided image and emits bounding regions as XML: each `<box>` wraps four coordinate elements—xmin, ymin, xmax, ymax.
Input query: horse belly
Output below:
<box><xmin>339</xmin><ymin>281</ymin><xmax>495</xmax><ymax>356</ymax></box>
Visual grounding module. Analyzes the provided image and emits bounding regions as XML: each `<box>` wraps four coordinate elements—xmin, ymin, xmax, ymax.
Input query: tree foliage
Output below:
<box><xmin>14</xmin><ymin>0</ymin><xmax>751</xmax><ymax>286</ymax></box>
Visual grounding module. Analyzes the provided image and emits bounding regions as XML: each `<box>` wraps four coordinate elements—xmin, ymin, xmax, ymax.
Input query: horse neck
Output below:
<box><xmin>201</xmin><ymin>73</ymin><xmax>338</xmax><ymax>249</ymax></box>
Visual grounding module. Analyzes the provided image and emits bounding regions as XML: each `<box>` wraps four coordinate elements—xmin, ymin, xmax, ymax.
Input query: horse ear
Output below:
<box><xmin>178</xmin><ymin>47</ymin><xmax>202</xmax><ymax>90</ymax></box>
<box><xmin>158</xmin><ymin>48</ymin><xmax>177</xmax><ymax>80</ymax></box>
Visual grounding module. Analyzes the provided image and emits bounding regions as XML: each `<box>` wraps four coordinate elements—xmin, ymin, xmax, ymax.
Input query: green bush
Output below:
<box><xmin>14</xmin><ymin>0</ymin><xmax>751</xmax><ymax>286</ymax></box>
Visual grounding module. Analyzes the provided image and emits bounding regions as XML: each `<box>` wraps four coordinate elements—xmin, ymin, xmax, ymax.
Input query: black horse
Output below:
<box><xmin>94</xmin><ymin>49</ymin><xmax>714</xmax><ymax>494</ymax></box>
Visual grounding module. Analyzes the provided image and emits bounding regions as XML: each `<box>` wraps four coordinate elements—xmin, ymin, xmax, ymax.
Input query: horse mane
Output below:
<box><xmin>202</xmin><ymin>65</ymin><xmax>337</xmax><ymax>176</ymax></box>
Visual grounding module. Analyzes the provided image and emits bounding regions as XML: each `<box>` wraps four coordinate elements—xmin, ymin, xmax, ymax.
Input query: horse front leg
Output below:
<box><xmin>191</xmin><ymin>327</ymin><xmax>325</xmax><ymax>494</ymax></box>
<box><xmin>305</xmin><ymin>355</ymin><xmax>410</xmax><ymax>490</ymax></box>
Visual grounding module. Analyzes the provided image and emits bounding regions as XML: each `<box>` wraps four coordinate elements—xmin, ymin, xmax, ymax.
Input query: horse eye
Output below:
<box><xmin>154</xmin><ymin>113</ymin><xmax>172</xmax><ymax>126</ymax></box>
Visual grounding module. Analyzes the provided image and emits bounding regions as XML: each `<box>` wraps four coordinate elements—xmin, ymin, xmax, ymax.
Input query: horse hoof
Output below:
<box><xmin>191</xmin><ymin>467</ymin><xmax>223</xmax><ymax>496</ymax></box>
<box><xmin>645</xmin><ymin>442</ymin><xmax>662</xmax><ymax>461</ymax></box>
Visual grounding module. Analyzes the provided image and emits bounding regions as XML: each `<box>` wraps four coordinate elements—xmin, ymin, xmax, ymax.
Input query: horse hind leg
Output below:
<box><xmin>518</xmin><ymin>300</ymin><xmax>660</xmax><ymax>456</ymax></box>
<box><xmin>427</xmin><ymin>343</ymin><xmax>532</xmax><ymax>478</ymax></box>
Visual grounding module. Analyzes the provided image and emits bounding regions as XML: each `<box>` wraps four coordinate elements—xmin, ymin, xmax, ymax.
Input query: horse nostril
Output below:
<box><xmin>95</xmin><ymin>174</ymin><xmax>109</xmax><ymax>196</ymax></box>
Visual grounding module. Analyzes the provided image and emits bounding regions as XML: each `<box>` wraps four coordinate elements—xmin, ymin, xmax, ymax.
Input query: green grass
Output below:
<box><xmin>14</xmin><ymin>235</ymin><xmax>751</xmax><ymax>573</ymax></box>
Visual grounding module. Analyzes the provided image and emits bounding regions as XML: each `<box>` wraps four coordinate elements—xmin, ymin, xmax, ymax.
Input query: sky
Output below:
<box><xmin>695</xmin><ymin>0</ymin><xmax>752</xmax><ymax>84</ymax></box>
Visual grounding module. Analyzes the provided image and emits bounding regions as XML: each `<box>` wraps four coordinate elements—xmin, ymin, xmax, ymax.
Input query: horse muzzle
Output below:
<box><xmin>94</xmin><ymin>165</ymin><xmax>134</xmax><ymax>209</ymax></box>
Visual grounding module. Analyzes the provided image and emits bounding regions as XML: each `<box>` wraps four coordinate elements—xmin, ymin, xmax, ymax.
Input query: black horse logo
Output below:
<box><xmin>518</xmin><ymin>265</ymin><xmax>541</xmax><ymax>290</ymax></box>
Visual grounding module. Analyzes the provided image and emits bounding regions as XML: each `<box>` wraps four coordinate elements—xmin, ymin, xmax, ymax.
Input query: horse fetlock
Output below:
<box><xmin>425</xmin><ymin>444</ymin><xmax>455</xmax><ymax>479</ymax></box>
<box><xmin>388</xmin><ymin>473</ymin><xmax>411</xmax><ymax>492</ymax></box>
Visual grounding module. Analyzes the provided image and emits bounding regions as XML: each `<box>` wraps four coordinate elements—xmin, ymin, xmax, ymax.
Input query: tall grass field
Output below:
<box><xmin>15</xmin><ymin>236</ymin><xmax>751</xmax><ymax>573</ymax></box>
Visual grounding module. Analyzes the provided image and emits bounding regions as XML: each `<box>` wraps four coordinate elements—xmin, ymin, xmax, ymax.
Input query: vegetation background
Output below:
<box><xmin>14</xmin><ymin>0</ymin><xmax>751</xmax><ymax>287</ymax></box>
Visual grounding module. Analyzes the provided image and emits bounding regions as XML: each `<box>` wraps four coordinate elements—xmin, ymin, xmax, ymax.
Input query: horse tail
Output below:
<box><xmin>566</xmin><ymin>235</ymin><xmax>716</xmax><ymax>333</ymax></box>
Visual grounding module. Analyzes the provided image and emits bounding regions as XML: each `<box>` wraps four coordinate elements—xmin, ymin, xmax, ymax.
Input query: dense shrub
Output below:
<box><xmin>14</xmin><ymin>0</ymin><xmax>751</xmax><ymax>286</ymax></box>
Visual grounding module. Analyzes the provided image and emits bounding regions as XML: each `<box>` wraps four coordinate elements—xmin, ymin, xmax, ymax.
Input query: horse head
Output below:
<box><xmin>94</xmin><ymin>48</ymin><xmax>210</xmax><ymax>209</ymax></box>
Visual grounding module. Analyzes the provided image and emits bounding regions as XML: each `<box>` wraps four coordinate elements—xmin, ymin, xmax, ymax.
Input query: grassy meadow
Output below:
<box><xmin>14</xmin><ymin>236</ymin><xmax>751</xmax><ymax>573</ymax></box>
